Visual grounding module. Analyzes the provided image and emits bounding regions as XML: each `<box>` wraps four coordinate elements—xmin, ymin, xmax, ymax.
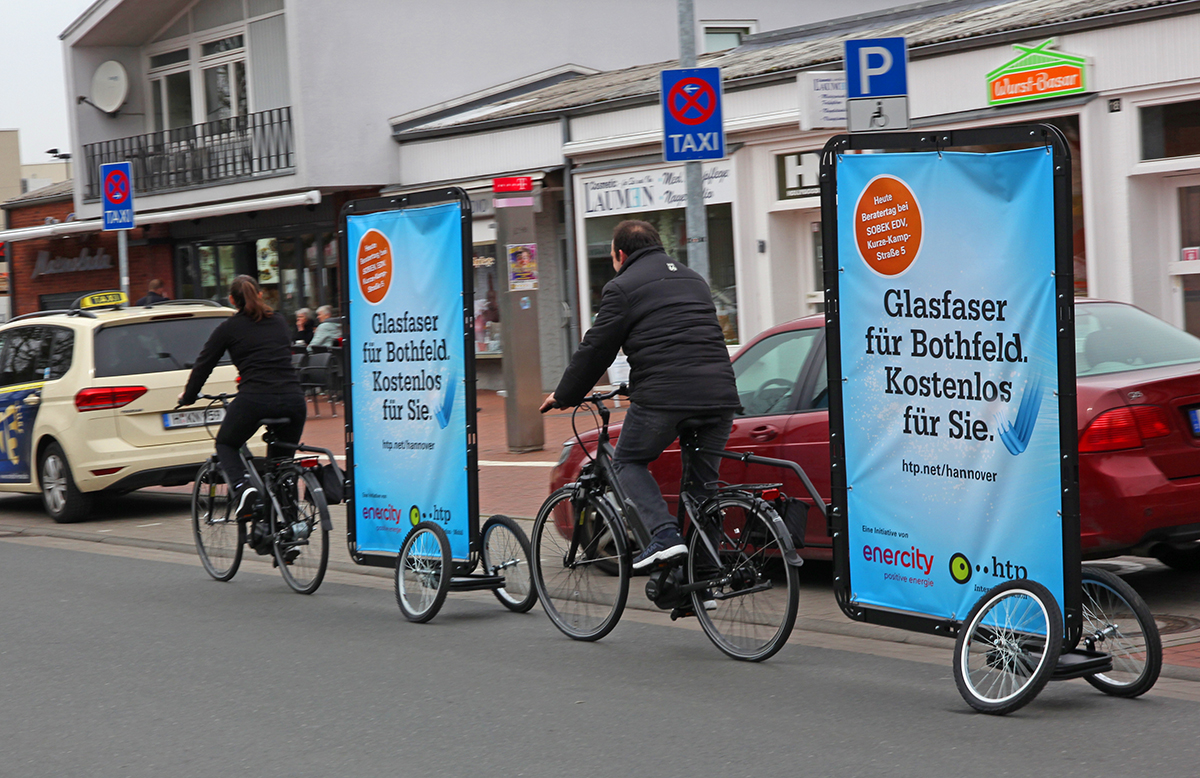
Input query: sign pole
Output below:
<box><xmin>117</xmin><ymin>228</ymin><xmax>129</xmax><ymax>297</ymax></box>
<box><xmin>100</xmin><ymin>160</ymin><xmax>135</xmax><ymax>296</ymax></box>
<box><xmin>677</xmin><ymin>0</ymin><xmax>709</xmax><ymax>282</ymax></box>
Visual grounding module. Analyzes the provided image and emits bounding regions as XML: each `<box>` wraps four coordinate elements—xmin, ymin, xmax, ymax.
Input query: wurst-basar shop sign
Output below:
<box><xmin>346</xmin><ymin>203</ymin><xmax>469</xmax><ymax>559</ymax></box>
<box><xmin>837</xmin><ymin>147</ymin><xmax>1063</xmax><ymax>620</ymax></box>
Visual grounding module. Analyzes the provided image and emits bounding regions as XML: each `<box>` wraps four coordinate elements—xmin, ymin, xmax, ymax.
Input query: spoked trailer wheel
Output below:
<box><xmin>395</xmin><ymin>521</ymin><xmax>451</xmax><ymax>623</ymax></box>
<box><xmin>953</xmin><ymin>579</ymin><xmax>1063</xmax><ymax>715</ymax></box>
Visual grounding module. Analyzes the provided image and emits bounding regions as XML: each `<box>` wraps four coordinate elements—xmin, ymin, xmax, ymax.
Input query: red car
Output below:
<box><xmin>549</xmin><ymin>300</ymin><xmax>1200</xmax><ymax>569</ymax></box>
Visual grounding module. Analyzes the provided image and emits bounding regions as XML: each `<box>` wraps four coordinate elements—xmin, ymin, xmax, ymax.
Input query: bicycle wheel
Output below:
<box><xmin>1081</xmin><ymin>567</ymin><xmax>1162</xmax><ymax>697</ymax></box>
<box><xmin>531</xmin><ymin>486</ymin><xmax>629</xmax><ymax>641</ymax></box>
<box><xmin>953</xmin><ymin>579</ymin><xmax>1063</xmax><ymax>715</ymax></box>
<box><xmin>480</xmin><ymin>514</ymin><xmax>537</xmax><ymax>613</ymax></box>
<box><xmin>192</xmin><ymin>461</ymin><xmax>244</xmax><ymax>581</ymax></box>
<box><xmin>396</xmin><ymin>521</ymin><xmax>451</xmax><ymax>623</ymax></box>
<box><xmin>273</xmin><ymin>469</ymin><xmax>330</xmax><ymax>595</ymax></box>
<box><xmin>687</xmin><ymin>495</ymin><xmax>799</xmax><ymax>661</ymax></box>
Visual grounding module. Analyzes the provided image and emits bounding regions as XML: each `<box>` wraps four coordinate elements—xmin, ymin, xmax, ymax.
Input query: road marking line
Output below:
<box><xmin>478</xmin><ymin>461</ymin><xmax>556</xmax><ymax>467</ymax></box>
<box><xmin>137</xmin><ymin>523</ymin><xmax>162</xmax><ymax>527</ymax></box>
<box><xmin>329</xmin><ymin>455</ymin><xmax>553</xmax><ymax>468</ymax></box>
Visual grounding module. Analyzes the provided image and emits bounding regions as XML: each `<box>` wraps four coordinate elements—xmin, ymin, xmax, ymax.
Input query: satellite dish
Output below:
<box><xmin>91</xmin><ymin>61</ymin><xmax>129</xmax><ymax>114</ymax></box>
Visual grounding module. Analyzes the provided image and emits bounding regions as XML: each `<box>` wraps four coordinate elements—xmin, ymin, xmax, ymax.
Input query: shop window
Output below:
<box><xmin>319</xmin><ymin>233</ymin><xmax>340</xmax><ymax>316</ymax></box>
<box><xmin>198</xmin><ymin>244</ymin><xmax>238</xmax><ymax>303</ymax></box>
<box><xmin>1142</xmin><ymin>100</ymin><xmax>1200</xmax><ymax>160</ymax></box>
<box><xmin>585</xmin><ymin>203</ymin><xmax>738</xmax><ymax>343</ymax></box>
<box><xmin>473</xmin><ymin>244</ymin><xmax>501</xmax><ymax>354</ymax></box>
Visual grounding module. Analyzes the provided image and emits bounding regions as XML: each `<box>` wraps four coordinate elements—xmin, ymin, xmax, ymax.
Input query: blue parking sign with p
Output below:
<box><xmin>101</xmin><ymin>161</ymin><xmax>135</xmax><ymax>231</ymax></box>
<box><xmin>661</xmin><ymin>67</ymin><xmax>725</xmax><ymax>162</ymax></box>
<box><xmin>845</xmin><ymin>37</ymin><xmax>908</xmax><ymax>99</ymax></box>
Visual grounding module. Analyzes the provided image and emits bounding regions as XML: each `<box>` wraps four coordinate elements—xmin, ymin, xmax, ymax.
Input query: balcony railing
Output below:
<box><xmin>83</xmin><ymin>107</ymin><xmax>294</xmax><ymax>200</ymax></box>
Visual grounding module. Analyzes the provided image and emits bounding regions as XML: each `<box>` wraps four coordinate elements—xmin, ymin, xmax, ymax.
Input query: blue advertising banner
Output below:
<box><xmin>345</xmin><ymin>202</ymin><xmax>470</xmax><ymax>559</ymax></box>
<box><xmin>836</xmin><ymin>147</ymin><xmax>1063</xmax><ymax>621</ymax></box>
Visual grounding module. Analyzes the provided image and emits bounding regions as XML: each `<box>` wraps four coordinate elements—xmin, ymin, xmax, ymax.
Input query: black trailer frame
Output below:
<box><xmin>338</xmin><ymin>187</ymin><xmax>480</xmax><ymax>570</ymax></box>
<box><xmin>819</xmin><ymin>124</ymin><xmax>1082</xmax><ymax>639</ymax></box>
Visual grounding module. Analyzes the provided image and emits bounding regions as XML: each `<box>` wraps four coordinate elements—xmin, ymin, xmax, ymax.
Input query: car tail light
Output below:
<box><xmin>74</xmin><ymin>386</ymin><xmax>148</xmax><ymax>411</ymax></box>
<box><xmin>91</xmin><ymin>467</ymin><xmax>123</xmax><ymax>476</ymax></box>
<box><xmin>1130</xmin><ymin>405</ymin><xmax>1171</xmax><ymax>439</ymax></box>
<box><xmin>1079</xmin><ymin>405</ymin><xmax>1171</xmax><ymax>452</ymax></box>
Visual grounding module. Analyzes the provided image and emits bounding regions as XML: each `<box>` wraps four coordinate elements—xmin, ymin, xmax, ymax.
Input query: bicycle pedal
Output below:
<box><xmin>669</xmin><ymin>606</ymin><xmax>696</xmax><ymax>621</ymax></box>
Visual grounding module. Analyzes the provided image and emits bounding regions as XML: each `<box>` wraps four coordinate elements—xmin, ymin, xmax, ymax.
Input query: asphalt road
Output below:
<box><xmin>2</xmin><ymin>537</ymin><xmax>1199</xmax><ymax>778</ymax></box>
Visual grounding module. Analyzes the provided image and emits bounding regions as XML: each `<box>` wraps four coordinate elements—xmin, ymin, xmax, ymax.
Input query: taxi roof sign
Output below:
<box><xmin>76</xmin><ymin>290</ymin><xmax>128</xmax><ymax>310</ymax></box>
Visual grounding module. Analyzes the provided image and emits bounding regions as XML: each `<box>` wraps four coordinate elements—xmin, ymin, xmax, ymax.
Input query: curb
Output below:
<box><xmin>5</xmin><ymin>520</ymin><xmax>1198</xmax><ymax>684</ymax></box>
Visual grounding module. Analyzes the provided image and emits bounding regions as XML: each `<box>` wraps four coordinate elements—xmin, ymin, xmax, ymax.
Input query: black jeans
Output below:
<box><xmin>215</xmin><ymin>392</ymin><xmax>307</xmax><ymax>487</ymax></box>
<box><xmin>612</xmin><ymin>403</ymin><xmax>733</xmax><ymax>538</ymax></box>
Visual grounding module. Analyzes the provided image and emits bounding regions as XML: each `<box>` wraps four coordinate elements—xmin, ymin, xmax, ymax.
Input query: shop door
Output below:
<box><xmin>197</xmin><ymin>244</ymin><xmax>241</xmax><ymax>303</ymax></box>
<box><xmin>1176</xmin><ymin>181</ymin><xmax>1200</xmax><ymax>337</ymax></box>
<box><xmin>766</xmin><ymin>208</ymin><xmax>823</xmax><ymax>326</ymax></box>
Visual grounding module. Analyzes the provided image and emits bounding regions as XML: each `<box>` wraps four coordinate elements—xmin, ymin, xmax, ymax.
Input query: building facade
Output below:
<box><xmin>388</xmin><ymin>0</ymin><xmax>1200</xmax><ymax>351</ymax></box>
<box><xmin>0</xmin><ymin>0</ymin><xmax>911</xmax><ymax>381</ymax></box>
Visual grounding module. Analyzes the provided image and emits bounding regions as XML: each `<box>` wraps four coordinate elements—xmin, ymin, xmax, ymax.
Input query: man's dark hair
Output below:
<box><xmin>612</xmin><ymin>220</ymin><xmax>662</xmax><ymax>256</ymax></box>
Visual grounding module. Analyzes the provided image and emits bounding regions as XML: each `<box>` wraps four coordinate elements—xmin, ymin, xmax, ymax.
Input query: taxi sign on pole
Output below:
<box><xmin>100</xmin><ymin>161</ymin><xmax>135</xmax><ymax>230</ymax></box>
<box><xmin>844</xmin><ymin>37</ymin><xmax>910</xmax><ymax>133</ymax></box>
<box><xmin>661</xmin><ymin>67</ymin><xmax>725</xmax><ymax>161</ymax></box>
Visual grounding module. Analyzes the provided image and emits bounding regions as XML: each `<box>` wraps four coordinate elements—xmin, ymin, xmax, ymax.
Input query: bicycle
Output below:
<box><xmin>530</xmin><ymin>386</ymin><xmax>805</xmax><ymax>661</ymax></box>
<box><xmin>188</xmin><ymin>392</ymin><xmax>338</xmax><ymax>595</ymax></box>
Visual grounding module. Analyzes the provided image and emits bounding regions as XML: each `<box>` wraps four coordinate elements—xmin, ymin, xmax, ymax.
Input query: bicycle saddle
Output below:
<box><xmin>676</xmin><ymin>415</ymin><xmax>728</xmax><ymax>433</ymax></box>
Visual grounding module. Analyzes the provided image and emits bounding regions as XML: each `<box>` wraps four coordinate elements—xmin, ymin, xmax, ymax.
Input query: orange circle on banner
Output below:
<box><xmin>854</xmin><ymin>175</ymin><xmax>923</xmax><ymax>276</ymax></box>
<box><xmin>357</xmin><ymin>229</ymin><xmax>393</xmax><ymax>304</ymax></box>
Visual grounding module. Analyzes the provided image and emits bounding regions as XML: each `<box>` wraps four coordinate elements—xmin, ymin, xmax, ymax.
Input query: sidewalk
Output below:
<box><xmin>292</xmin><ymin>389</ymin><xmax>616</xmax><ymax>518</ymax></box>
<box><xmin>2</xmin><ymin>391</ymin><xmax>1200</xmax><ymax>687</ymax></box>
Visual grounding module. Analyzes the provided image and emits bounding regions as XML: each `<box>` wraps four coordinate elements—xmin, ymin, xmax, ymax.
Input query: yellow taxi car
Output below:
<box><xmin>0</xmin><ymin>291</ymin><xmax>249</xmax><ymax>522</ymax></box>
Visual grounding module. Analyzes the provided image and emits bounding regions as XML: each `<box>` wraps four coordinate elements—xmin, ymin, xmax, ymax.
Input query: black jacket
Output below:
<box><xmin>554</xmin><ymin>246</ymin><xmax>739</xmax><ymax>412</ymax></box>
<box><xmin>182</xmin><ymin>311</ymin><xmax>301</xmax><ymax>404</ymax></box>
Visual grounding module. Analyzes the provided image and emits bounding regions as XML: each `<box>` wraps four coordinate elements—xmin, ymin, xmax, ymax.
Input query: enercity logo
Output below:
<box><xmin>862</xmin><ymin>542</ymin><xmax>934</xmax><ymax>576</ymax></box>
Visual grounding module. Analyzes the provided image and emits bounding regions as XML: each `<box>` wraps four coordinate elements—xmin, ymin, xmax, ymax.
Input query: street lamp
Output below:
<box><xmin>45</xmin><ymin>149</ymin><xmax>73</xmax><ymax>179</ymax></box>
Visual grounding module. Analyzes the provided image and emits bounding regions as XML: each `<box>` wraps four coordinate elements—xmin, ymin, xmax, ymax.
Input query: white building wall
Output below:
<box><xmin>399</xmin><ymin>124</ymin><xmax>564</xmax><ymax>185</ymax></box>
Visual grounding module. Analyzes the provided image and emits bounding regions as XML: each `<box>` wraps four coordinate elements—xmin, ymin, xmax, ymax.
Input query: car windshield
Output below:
<box><xmin>93</xmin><ymin>317</ymin><xmax>231</xmax><ymax>378</ymax></box>
<box><xmin>1076</xmin><ymin>302</ymin><xmax>1200</xmax><ymax>376</ymax></box>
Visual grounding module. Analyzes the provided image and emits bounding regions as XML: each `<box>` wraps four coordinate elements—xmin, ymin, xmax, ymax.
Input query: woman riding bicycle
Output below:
<box><xmin>179</xmin><ymin>275</ymin><xmax>306</xmax><ymax>540</ymax></box>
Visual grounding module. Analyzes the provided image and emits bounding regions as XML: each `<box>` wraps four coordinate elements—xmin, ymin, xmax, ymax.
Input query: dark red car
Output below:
<box><xmin>549</xmin><ymin>300</ymin><xmax>1200</xmax><ymax>569</ymax></box>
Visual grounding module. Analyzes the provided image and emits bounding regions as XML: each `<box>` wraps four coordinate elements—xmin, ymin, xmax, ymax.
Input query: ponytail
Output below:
<box><xmin>229</xmin><ymin>275</ymin><xmax>273</xmax><ymax>322</ymax></box>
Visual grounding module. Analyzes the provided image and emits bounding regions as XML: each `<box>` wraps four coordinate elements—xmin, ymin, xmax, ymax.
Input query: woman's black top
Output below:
<box><xmin>181</xmin><ymin>311</ymin><xmax>302</xmax><ymax>405</ymax></box>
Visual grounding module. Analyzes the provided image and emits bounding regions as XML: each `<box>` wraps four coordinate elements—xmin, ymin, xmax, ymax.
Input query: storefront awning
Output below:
<box><xmin>0</xmin><ymin>189</ymin><xmax>322</xmax><ymax>244</ymax></box>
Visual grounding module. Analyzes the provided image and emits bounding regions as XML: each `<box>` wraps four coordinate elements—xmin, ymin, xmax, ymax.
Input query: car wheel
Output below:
<box><xmin>1151</xmin><ymin>542</ymin><xmax>1200</xmax><ymax>571</ymax></box>
<box><xmin>40</xmin><ymin>441</ymin><xmax>93</xmax><ymax>523</ymax></box>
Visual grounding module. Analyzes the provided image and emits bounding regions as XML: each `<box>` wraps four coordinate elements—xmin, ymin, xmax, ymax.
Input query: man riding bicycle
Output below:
<box><xmin>179</xmin><ymin>275</ymin><xmax>306</xmax><ymax>552</ymax></box>
<box><xmin>541</xmin><ymin>220</ymin><xmax>740</xmax><ymax>570</ymax></box>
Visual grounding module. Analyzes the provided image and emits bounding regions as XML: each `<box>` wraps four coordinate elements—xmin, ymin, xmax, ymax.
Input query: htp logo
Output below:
<box><xmin>950</xmin><ymin>551</ymin><xmax>1029</xmax><ymax>584</ymax></box>
<box><xmin>949</xmin><ymin>553</ymin><xmax>972</xmax><ymax>584</ymax></box>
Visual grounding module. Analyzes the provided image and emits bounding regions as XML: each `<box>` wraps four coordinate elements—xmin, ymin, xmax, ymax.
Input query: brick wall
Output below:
<box><xmin>6</xmin><ymin>197</ymin><xmax>174</xmax><ymax>316</ymax></box>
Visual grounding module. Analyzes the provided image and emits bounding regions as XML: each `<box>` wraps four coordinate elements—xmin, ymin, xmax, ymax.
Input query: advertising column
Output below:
<box><xmin>833</xmin><ymin>146</ymin><xmax>1068</xmax><ymax>622</ymax></box>
<box><xmin>345</xmin><ymin>201</ymin><xmax>472</xmax><ymax>560</ymax></box>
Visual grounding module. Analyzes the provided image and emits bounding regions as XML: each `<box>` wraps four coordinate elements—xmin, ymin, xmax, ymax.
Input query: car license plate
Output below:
<box><xmin>163</xmin><ymin>408</ymin><xmax>225</xmax><ymax>429</ymax></box>
<box><xmin>1189</xmin><ymin>408</ymin><xmax>1200</xmax><ymax>437</ymax></box>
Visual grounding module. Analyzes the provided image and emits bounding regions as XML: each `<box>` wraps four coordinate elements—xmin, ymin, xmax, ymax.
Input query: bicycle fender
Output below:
<box><xmin>764</xmin><ymin>505</ymin><xmax>804</xmax><ymax>568</ymax></box>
